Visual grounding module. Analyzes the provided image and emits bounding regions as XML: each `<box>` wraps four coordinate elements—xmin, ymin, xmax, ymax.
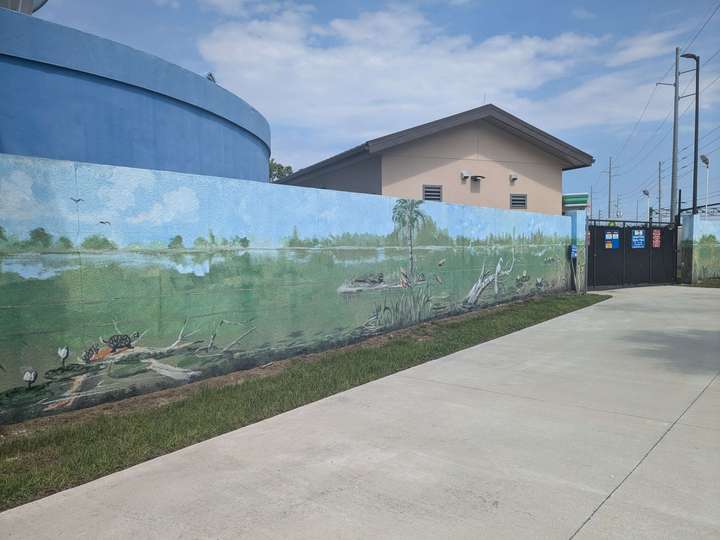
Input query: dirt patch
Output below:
<box><xmin>0</xmin><ymin>293</ymin><xmax>570</xmax><ymax>442</ymax></box>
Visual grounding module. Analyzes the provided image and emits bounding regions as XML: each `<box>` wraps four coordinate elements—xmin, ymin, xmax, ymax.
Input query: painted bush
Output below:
<box><xmin>0</xmin><ymin>153</ymin><xmax>576</xmax><ymax>423</ymax></box>
<box><xmin>681</xmin><ymin>215</ymin><xmax>720</xmax><ymax>283</ymax></box>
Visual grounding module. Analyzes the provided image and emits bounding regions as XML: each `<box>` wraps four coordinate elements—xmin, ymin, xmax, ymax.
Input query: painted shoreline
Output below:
<box><xmin>0</xmin><ymin>153</ymin><xmax>582</xmax><ymax>423</ymax></box>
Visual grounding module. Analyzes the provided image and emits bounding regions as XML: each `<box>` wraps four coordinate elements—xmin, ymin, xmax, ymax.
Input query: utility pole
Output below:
<box><xmin>670</xmin><ymin>48</ymin><xmax>680</xmax><ymax>223</ymax></box>
<box><xmin>590</xmin><ymin>185</ymin><xmax>594</xmax><ymax>219</ymax></box>
<box><xmin>681</xmin><ymin>52</ymin><xmax>700</xmax><ymax>214</ymax></box>
<box><xmin>672</xmin><ymin>48</ymin><xmax>680</xmax><ymax>222</ymax></box>
<box><xmin>616</xmin><ymin>193</ymin><xmax>621</xmax><ymax>218</ymax></box>
<box><xmin>607</xmin><ymin>157</ymin><xmax>613</xmax><ymax>218</ymax></box>
<box><xmin>636</xmin><ymin>200</ymin><xmax>639</xmax><ymax>221</ymax></box>
<box><xmin>658</xmin><ymin>161</ymin><xmax>663</xmax><ymax>222</ymax></box>
<box><xmin>657</xmin><ymin>49</ymin><xmax>679</xmax><ymax>221</ymax></box>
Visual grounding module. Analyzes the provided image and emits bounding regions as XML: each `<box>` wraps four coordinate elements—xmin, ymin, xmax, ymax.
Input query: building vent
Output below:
<box><xmin>423</xmin><ymin>185</ymin><xmax>442</xmax><ymax>202</ymax></box>
<box><xmin>510</xmin><ymin>193</ymin><xmax>527</xmax><ymax>209</ymax></box>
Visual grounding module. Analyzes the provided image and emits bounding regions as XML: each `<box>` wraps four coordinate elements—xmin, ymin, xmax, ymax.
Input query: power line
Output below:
<box><xmin>702</xmin><ymin>72</ymin><xmax>720</xmax><ymax>93</ymax></box>
<box><xmin>683</xmin><ymin>1</ymin><xmax>720</xmax><ymax>52</ymax></box>
<box><xmin>599</xmin><ymin>4</ymin><xmax>719</xmax><ymax>177</ymax></box>
<box><xmin>588</xmin><ymin>3</ymin><xmax>720</xmax><ymax>218</ymax></box>
<box><xmin>703</xmin><ymin>45</ymin><xmax>720</xmax><ymax>67</ymax></box>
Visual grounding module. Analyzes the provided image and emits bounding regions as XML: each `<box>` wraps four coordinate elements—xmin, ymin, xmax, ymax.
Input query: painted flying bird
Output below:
<box><xmin>434</xmin><ymin>274</ymin><xmax>443</xmax><ymax>284</ymax></box>
<box><xmin>70</xmin><ymin>197</ymin><xmax>84</xmax><ymax>204</ymax></box>
<box><xmin>99</xmin><ymin>221</ymin><xmax>111</xmax><ymax>225</ymax></box>
<box><xmin>23</xmin><ymin>368</ymin><xmax>38</xmax><ymax>390</ymax></box>
<box><xmin>437</xmin><ymin>259</ymin><xmax>446</xmax><ymax>267</ymax></box>
<box><xmin>57</xmin><ymin>346</ymin><xmax>70</xmax><ymax>369</ymax></box>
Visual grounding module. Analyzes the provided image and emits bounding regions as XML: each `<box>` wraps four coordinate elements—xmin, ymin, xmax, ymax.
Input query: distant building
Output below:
<box><xmin>0</xmin><ymin>7</ymin><xmax>270</xmax><ymax>181</ymax></box>
<box><xmin>278</xmin><ymin>105</ymin><xmax>593</xmax><ymax>214</ymax></box>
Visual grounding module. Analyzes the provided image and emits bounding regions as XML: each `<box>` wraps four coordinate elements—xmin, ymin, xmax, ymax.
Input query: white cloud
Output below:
<box><xmin>96</xmin><ymin>169</ymin><xmax>156</xmax><ymax>212</ymax></box>
<box><xmin>198</xmin><ymin>0</ymin><xmax>308</xmax><ymax>17</ymax></box>
<box><xmin>572</xmin><ymin>7</ymin><xmax>597</xmax><ymax>20</ymax></box>
<box><xmin>0</xmin><ymin>171</ymin><xmax>52</xmax><ymax>220</ymax></box>
<box><xmin>128</xmin><ymin>187</ymin><xmax>200</xmax><ymax>225</ymax></box>
<box><xmin>153</xmin><ymin>0</ymin><xmax>180</xmax><ymax>8</ymax></box>
<box><xmin>608</xmin><ymin>29</ymin><xmax>682</xmax><ymax>67</ymax></box>
<box><xmin>199</xmin><ymin>6</ymin><xmax>606</xmax><ymax>166</ymax></box>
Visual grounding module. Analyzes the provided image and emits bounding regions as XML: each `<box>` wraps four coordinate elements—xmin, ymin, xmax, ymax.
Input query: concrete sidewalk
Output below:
<box><xmin>2</xmin><ymin>286</ymin><xmax>719</xmax><ymax>539</ymax></box>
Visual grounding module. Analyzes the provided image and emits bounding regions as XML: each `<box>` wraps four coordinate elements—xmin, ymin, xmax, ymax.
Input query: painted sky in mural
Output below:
<box><xmin>0</xmin><ymin>154</ymin><xmax>570</xmax><ymax>247</ymax></box>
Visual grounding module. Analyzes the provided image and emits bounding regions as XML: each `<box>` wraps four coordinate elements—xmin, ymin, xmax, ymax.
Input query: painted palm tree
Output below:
<box><xmin>392</xmin><ymin>199</ymin><xmax>427</xmax><ymax>280</ymax></box>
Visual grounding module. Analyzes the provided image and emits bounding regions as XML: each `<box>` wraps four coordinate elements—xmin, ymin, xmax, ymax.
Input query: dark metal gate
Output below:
<box><xmin>588</xmin><ymin>220</ymin><xmax>677</xmax><ymax>288</ymax></box>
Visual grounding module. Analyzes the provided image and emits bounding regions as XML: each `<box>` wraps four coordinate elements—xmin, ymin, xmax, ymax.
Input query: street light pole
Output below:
<box><xmin>642</xmin><ymin>189</ymin><xmax>650</xmax><ymax>221</ymax></box>
<box><xmin>681</xmin><ymin>52</ymin><xmax>700</xmax><ymax>214</ymax></box>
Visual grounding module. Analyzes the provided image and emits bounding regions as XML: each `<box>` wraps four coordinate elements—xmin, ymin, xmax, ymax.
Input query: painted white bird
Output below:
<box><xmin>23</xmin><ymin>368</ymin><xmax>38</xmax><ymax>390</ymax></box>
<box><xmin>57</xmin><ymin>346</ymin><xmax>70</xmax><ymax>368</ymax></box>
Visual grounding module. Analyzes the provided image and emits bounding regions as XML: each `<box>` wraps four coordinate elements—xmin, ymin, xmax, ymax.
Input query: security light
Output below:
<box><xmin>700</xmin><ymin>154</ymin><xmax>709</xmax><ymax>166</ymax></box>
<box><xmin>460</xmin><ymin>171</ymin><xmax>470</xmax><ymax>183</ymax></box>
<box><xmin>509</xmin><ymin>174</ymin><xmax>518</xmax><ymax>184</ymax></box>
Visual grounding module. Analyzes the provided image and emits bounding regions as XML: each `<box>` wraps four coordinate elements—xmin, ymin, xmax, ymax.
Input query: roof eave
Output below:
<box><xmin>277</xmin><ymin>143</ymin><xmax>369</xmax><ymax>184</ymax></box>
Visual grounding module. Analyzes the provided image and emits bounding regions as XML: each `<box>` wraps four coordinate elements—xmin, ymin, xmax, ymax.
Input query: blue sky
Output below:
<box><xmin>36</xmin><ymin>0</ymin><xmax>720</xmax><ymax>220</ymax></box>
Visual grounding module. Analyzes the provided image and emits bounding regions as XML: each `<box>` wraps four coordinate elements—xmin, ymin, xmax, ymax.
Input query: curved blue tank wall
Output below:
<box><xmin>0</xmin><ymin>9</ymin><xmax>270</xmax><ymax>181</ymax></box>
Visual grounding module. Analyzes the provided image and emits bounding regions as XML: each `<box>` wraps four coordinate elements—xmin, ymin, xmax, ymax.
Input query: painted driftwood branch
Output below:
<box><xmin>464</xmin><ymin>249</ymin><xmax>515</xmax><ymax>305</ymax></box>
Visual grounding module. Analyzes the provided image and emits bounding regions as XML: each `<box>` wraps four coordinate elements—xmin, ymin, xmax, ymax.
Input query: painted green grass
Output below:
<box><xmin>692</xmin><ymin>278</ymin><xmax>720</xmax><ymax>288</ymax></box>
<box><xmin>0</xmin><ymin>293</ymin><xmax>607</xmax><ymax>512</ymax></box>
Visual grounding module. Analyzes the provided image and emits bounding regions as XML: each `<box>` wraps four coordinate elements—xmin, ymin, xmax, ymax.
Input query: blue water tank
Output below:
<box><xmin>0</xmin><ymin>8</ymin><xmax>270</xmax><ymax>181</ymax></box>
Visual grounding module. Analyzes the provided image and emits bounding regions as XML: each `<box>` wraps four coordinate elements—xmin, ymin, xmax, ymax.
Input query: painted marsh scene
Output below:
<box><xmin>0</xmin><ymin>154</ymin><xmax>575</xmax><ymax>422</ymax></box>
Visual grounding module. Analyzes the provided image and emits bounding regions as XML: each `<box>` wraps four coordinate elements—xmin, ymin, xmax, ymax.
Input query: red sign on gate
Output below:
<box><xmin>652</xmin><ymin>229</ymin><xmax>661</xmax><ymax>248</ymax></box>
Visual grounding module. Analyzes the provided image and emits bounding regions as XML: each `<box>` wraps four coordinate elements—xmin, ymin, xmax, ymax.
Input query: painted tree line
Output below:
<box><xmin>0</xmin><ymin>225</ymin><xmax>115</xmax><ymax>252</ymax></box>
<box><xmin>0</xmin><ymin>225</ymin><xmax>250</xmax><ymax>252</ymax></box>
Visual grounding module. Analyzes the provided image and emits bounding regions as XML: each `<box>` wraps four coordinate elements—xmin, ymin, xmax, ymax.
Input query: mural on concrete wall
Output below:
<box><xmin>0</xmin><ymin>154</ymin><xmax>575</xmax><ymax>423</ymax></box>
<box><xmin>681</xmin><ymin>215</ymin><xmax>720</xmax><ymax>283</ymax></box>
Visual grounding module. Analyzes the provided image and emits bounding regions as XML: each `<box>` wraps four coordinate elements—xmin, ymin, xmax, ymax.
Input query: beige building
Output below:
<box><xmin>278</xmin><ymin>105</ymin><xmax>593</xmax><ymax>215</ymax></box>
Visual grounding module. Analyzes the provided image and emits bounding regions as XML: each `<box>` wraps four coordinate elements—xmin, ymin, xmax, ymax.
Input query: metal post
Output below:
<box><xmin>677</xmin><ymin>188</ymin><xmax>682</xmax><ymax>224</ymax></box>
<box><xmin>607</xmin><ymin>157</ymin><xmax>612</xmax><ymax>218</ymax></box>
<box><xmin>681</xmin><ymin>52</ymin><xmax>701</xmax><ymax>214</ymax></box>
<box><xmin>692</xmin><ymin>57</ymin><xmax>700</xmax><ymax>214</ymax></box>
<box><xmin>636</xmin><ymin>200</ymin><xmax>639</xmax><ymax>221</ymax></box>
<box><xmin>706</xmin><ymin>163</ymin><xmax>710</xmax><ymax>215</ymax></box>
<box><xmin>670</xmin><ymin>47</ymin><xmax>680</xmax><ymax>223</ymax></box>
<box><xmin>658</xmin><ymin>161</ymin><xmax>662</xmax><ymax>222</ymax></box>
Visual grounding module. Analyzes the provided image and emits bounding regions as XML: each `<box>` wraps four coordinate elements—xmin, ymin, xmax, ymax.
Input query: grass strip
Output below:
<box><xmin>0</xmin><ymin>293</ymin><xmax>607</xmax><ymax>511</ymax></box>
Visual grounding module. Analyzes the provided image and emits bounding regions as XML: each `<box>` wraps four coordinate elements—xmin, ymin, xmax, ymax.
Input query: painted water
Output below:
<box><xmin>0</xmin><ymin>152</ymin><xmax>577</xmax><ymax>422</ymax></box>
<box><xmin>0</xmin><ymin>243</ymin><xmax>569</xmax><ymax>421</ymax></box>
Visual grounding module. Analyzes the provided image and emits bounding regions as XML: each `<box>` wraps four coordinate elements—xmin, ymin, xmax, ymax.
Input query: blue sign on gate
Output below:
<box><xmin>631</xmin><ymin>229</ymin><xmax>646</xmax><ymax>249</ymax></box>
<box><xmin>604</xmin><ymin>230</ymin><xmax>619</xmax><ymax>249</ymax></box>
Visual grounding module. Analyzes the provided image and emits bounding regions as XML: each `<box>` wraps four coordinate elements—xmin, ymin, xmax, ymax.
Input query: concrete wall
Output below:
<box><xmin>381</xmin><ymin>122</ymin><xmax>565</xmax><ymax>214</ymax></box>
<box><xmin>288</xmin><ymin>155</ymin><xmax>381</xmax><ymax>194</ymax></box>
<box><xmin>0</xmin><ymin>152</ymin><xmax>578</xmax><ymax>423</ymax></box>
<box><xmin>0</xmin><ymin>8</ymin><xmax>270</xmax><ymax>181</ymax></box>
<box><xmin>680</xmin><ymin>215</ymin><xmax>720</xmax><ymax>283</ymax></box>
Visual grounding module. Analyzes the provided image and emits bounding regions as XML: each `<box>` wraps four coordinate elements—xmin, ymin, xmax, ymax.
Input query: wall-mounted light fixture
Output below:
<box><xmin>460</xmin><ymin>171</ymin><xmax>470</xmax><ymax>184</ymax></box>
<box><xmin>509</xmin><ymin>174</ymin><xmax>518</xmax><ymax>184</ymax></box>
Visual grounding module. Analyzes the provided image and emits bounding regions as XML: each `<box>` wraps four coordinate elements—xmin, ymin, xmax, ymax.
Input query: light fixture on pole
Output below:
<box><xmin>642</xmin><ymin>189</ymin><xmax>651</xmax><ymax>221</ymax></box>
<box><xmin>680</xmin><ymin>52</ymin><xmax>700</xmax><ymax>214</ymax></box>
<box><xmin>700</xmin><ymin>154</ymin><xmax>710</xmax><ymax>215</ymax></box>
